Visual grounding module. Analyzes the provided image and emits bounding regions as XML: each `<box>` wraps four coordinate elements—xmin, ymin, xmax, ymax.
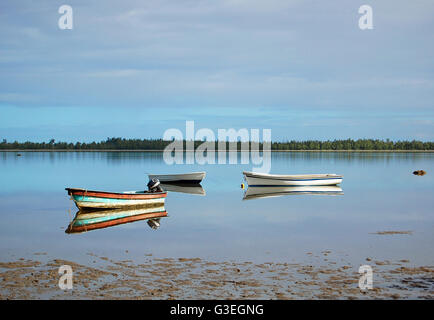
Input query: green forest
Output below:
<box><xmin>1</xmin><ymin>137</ymin><xmax>433</xmax><ymax>151</ymax></box>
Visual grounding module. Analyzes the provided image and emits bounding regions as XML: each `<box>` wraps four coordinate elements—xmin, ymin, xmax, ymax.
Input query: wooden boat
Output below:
<box><xmin>243</xmin><ymin>186</ymin><xmax>343</xmax><ymax>200</ymax></box>
<box><xmin>243</xmin><ymin>171</ymin><xmax>343</xmax><ymax>186</ymax></box>
<box><xmin>148</xmin><ymin>172</ymin><xmax>205</xmax><ymax>184</ymax></box>
<box><xmin>65</xmin><ymin>188</ymin><xmax>167</xmax><ymax>210</ymax></box>
<box><xmin>160</xmin><ymin>183</ymin><xmax>206</xmax><ymax>195</ymax></box>
<box><xmin>66</xmin><ymin>206</ymin><xmax>167</xmax><ymax>234</ymax></box>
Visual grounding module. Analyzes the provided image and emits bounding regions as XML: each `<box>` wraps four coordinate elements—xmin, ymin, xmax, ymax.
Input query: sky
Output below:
<box><xmin>0</xmin><ymin>0</ymin><xmax>433</xmax><ymax>142</ymax></box>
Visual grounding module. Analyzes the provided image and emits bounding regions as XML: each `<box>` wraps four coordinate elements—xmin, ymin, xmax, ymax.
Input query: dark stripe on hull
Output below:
<box><xmin>159</xmin><ymin>180</ymin><xmax>202</xmax><ymax>185</ymax></box>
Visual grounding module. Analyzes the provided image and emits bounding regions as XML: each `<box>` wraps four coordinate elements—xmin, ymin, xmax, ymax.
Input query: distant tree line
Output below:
<box><xmin>0</xmin><ymin>137</ymin><xmax>433</xmax><ymax>151</ymax></box>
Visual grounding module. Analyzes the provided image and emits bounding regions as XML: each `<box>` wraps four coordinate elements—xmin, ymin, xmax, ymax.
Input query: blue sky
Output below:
<box><xmin>0</xmin><ymin>0</ymin><xmax>433</xmax><ymax>142</ymax></box>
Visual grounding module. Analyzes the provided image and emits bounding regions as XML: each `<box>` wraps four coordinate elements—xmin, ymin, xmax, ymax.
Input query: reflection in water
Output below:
<box><xmin>160</xmin><ymin>183</ymin><xmax>206</xmax><ymax>196</ymax></box>
<box><xmin>243</xmin><ymin>186</ymin><xmax>344</xmax><ymax>200</ymax></box>
<box><xmin>5</xmin><ymin>151</ymin><xmax>431</xmax><ymax>165</ymax></box>
<box><xmin>66</xmin><ymin>204</ymin><xmax>167</xmax><ymax>234</ymax></box>
<box><xmin>147</xmin><ymin>218</ymin><xmax>161</xmax><ymax>230</ymax></box>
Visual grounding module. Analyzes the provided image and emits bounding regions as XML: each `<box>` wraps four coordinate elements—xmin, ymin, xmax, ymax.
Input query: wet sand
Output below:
<box><xmin>370</xmin><ymin>230</ymin><xmax>413</xmax><ymax>235</ymax></box>
<box><xmin>0</xmin><ymin>250</ymin><xmax>432</xmax><ymax>300</ymax></box>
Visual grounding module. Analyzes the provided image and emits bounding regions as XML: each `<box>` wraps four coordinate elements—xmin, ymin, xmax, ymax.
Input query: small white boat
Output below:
<box><xmin>243</xmin><ymin>186</ymin><xmax>343</xmax><ymax>200</ymax></box>
<box><xmin>148</xmin><ymin>172</ymin><xmax>205</xmax><ymax>184</ymax></box>
<box><xmin>243</xmin><ymin>171</ymin><xmax>343</xmax><ymax>186</ymax></box>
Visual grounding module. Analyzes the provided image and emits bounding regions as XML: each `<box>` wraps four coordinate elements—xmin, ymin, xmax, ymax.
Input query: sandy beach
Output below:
<box><xmin>1</xmin><ymin>250</ymin><xmax>432</xmax><ymax>300</ymax></box>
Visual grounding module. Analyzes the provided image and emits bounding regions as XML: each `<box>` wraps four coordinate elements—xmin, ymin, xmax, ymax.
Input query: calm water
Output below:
<box><xmin>0</xmin><ymin>151</ymin><xmax>433</xmax><ymax>266</ymax></box>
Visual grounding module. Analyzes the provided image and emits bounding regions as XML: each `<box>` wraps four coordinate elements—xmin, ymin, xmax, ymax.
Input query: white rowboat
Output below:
<box><xmin>243</xmin><ymin>171</ymin><xmax>343</xmax><ymax>186</ymax></box>
<box><xmin>148</xmin><ymin>172</ymin><xmax>206</xmax><ymax>184</ymax></box>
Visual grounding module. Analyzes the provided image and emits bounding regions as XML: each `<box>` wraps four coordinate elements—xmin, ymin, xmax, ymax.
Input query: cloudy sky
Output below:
<box><xmin>0</xmin><ymin>0</ymin><xmax>433</xmax><ymax>142</ymax></box>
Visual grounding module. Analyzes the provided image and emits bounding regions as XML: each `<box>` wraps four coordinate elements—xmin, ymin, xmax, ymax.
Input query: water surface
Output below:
<box><xmin>0</xmin><ymin>151</ymin><xmax>433</xmax><ymax>267</ymax></box>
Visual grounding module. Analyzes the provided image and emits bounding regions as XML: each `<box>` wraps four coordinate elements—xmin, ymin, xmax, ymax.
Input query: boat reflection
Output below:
<box><xmin>160</xmin><ymin>183</ymin><xmax>206</xmax><ymax>196</ymax></box>
<box><xmin>66</xmin><ymin>204</ymin><xmax>167</xmax><ymax>234</ymax></box>
<box><xmin>243</xmin><ymin>186</ymin><xmax>344</xmax><ymax>200</ymax></box>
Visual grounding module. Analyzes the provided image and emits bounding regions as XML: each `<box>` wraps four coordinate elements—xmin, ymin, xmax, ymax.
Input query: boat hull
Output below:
<box><xmin>148</xmin><ymin>172</ymin><xmax>205</xmax><ymax>184</ymax></box>
<box><xmin>243</xmin><ymin>172</ymin><xmax>343</xmax><ymax>186</ymax></box>
<box><xmin>66</xmin><ymin>188</ymin><xmax>167</xmax><ymax>210</ymax></box>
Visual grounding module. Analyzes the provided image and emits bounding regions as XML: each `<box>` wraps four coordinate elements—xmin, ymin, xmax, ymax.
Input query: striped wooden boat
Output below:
<box><xmin>243</xmin><ymin>186</ymin><xmax>344</xmax><ymax>200</ymax></box>
<box><xmin>65</xmin><ymin>188</ymin><xmax>167</xmax><ymax>210</ymax></box>
<box><xmin>66</xmin><ymin>206</ymin><xmax>167</xmax><ymax>234</ymax></box>
<box><xmin>243</xmin><ymin>171</ymin><xmax>343</xmax><ymax>186</ymax></box>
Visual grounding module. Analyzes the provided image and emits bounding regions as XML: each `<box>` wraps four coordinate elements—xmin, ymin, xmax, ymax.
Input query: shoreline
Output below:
<box><xmin>1</xmin><ymin>149</ymin><xmax>433</xmax><ymax>153</ymax></box>
<box><xmin>1</xmin><ymin>252</ymin><xmax>432</xmax><ymax>299</ymax></box>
